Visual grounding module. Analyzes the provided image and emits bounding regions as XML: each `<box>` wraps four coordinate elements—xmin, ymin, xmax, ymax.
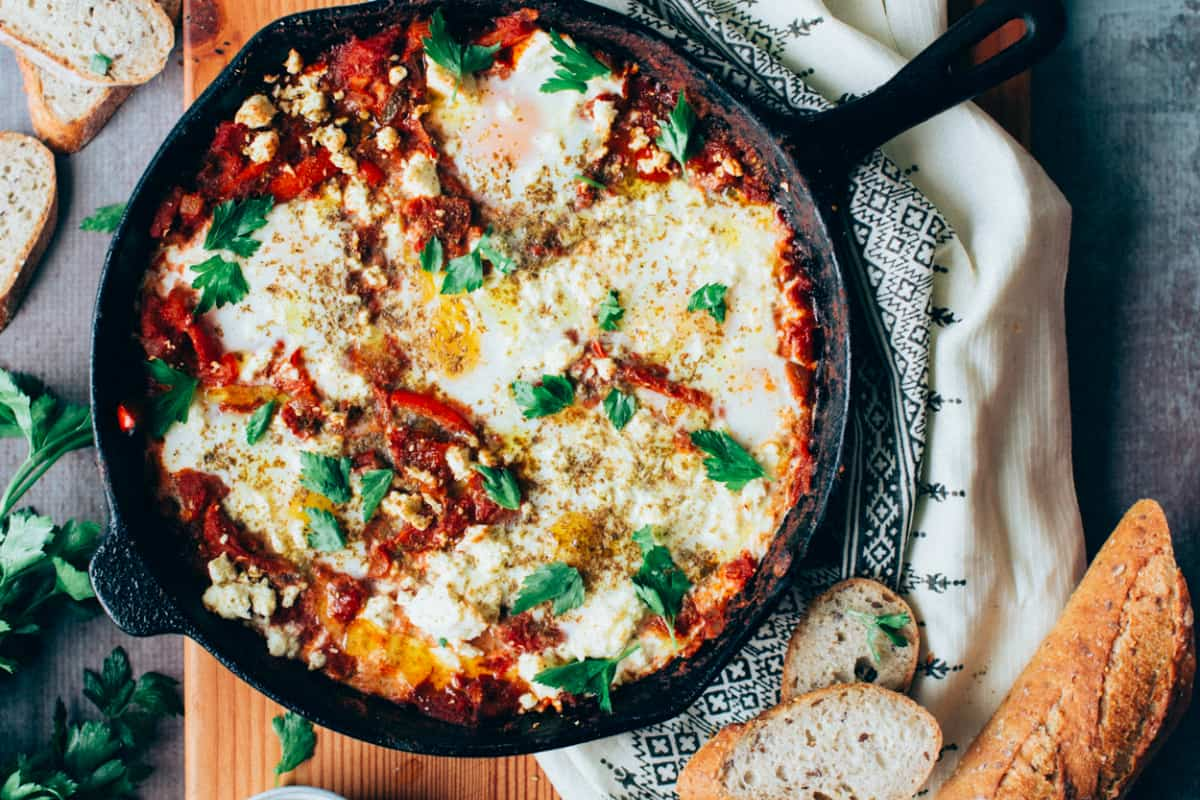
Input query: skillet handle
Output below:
<box><xmin>791</xmin><ymin>0</ymin><xmax>1065</xmax><ymax>174</ymax></box>
<box><xmin>90</xmin><ymin>518</ymin><xmax>187</xmax><ymax>637</ymax></box>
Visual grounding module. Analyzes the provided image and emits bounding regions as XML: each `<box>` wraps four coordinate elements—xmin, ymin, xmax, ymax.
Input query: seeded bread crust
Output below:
<box><xmin>938</xmin><ymin>499</ymin><xmax>1195</xmax><ymax>800</ymax></box>
<box><xmin>0</xmin><ymin>132</ymin><xmax>57</xmax><ymax>331</ymax></box>
<box><xmin>781</xmin><ymin>577</ymin><xmax>919</xmax><ymax>699</ymax></box>
<box><xmin>0</xmin><ymin>0</ymin><xmax>174</xmax><ymax>86</ymax></box>
<box><xmin>677</xmin><ymin>684</ymin><xmax>942</xmax><ymax>800</ymax></box>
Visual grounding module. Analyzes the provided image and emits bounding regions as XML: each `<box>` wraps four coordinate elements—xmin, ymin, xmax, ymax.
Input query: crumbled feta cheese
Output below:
<box><xmin>593</xmin><ymin>357</ymin><xmax>616</xmax><ymax>381</ymax></box>
<box><xmin>235</xmin><ymin>94</ymin><xmax>276</xmax><ymax>129</ymax></box>
<box><xmin>399</xmin><ymin>153</ymin><xmax>441</xmax><ymax>198</ymax></box>
<box><xmin>284</xmin><ymin>49</ymin><xmax>303</xmax><ymax>75</ymax></box>
<box><xmin>201</xmin><ymin>554</ymin><xmax>277</xmax><ymax>621</ymax></box>
<box><xmin>281</xmin><ymin>73</ymin><xmax>328</xmax><ymax>123</ymax></box>
<box><xmin>388</xmin><ymin>65</ymin><xmax>408</xmax><ymax>86</ymax></box>
<box><xmin>445</xmin><ymin>445</ymin><xmax>472</xmax><ymax>481</ymax></box>
<box><xmin>637</xmin><ymin>148</ymin><xmax>672</xmax><ymax>174</ymax></box>
<box><xmin>313</xmin><ymin>124</ymin><xmax>347</xmax><ymax>155</ymax></box>
<box><xmin>375</xmin><ymin>125</ymin><xmax>400</xmax><ymax>152</ymax></box>
<box><xmin>266</xmin><ymin>625</ymin><xmax>301</xmax><ymax>657</ymax></box>
<box><xmin>245</xmin><ymin>130</ymin><xmax>279</xmax><ymax>164</ymax></box>
<box><xmin>627</xmin><ymin>126</ymin><xmax>650</xmax><ymax>152</ymax></box>
<box><xmin>361</xmin><ymin>595</ymin><xmax>395</xmax><ymax>630</ymax></box>
<box><xmin>381</xmin><ymin>490</ymin><xmax>432</xmax><ymax>530</ymax></box>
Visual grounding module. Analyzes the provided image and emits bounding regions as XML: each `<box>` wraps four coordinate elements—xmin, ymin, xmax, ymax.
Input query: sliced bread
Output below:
<box><xmin>782</xmin><ymin>577</ymin><xmax>919</xmax><ymax>699</ymax></box>
<box><xmin>14</xmin><ymin>0</ymin><xmax>179</xmax><ymax>153</ymax></box>
<box><xmin>16</xmin><ymin>56</ymin><xmax>133</xmax><ymax>153</ymax></box>
<box><xmin>937</xmin><ymin>499</ymin><xmax>1195</xmax><ymax>800</ymax></box>
<box><xmin>677</xmin><ymin>683</ymin><xmax>942</xmax><ymax>800</ymax></box>
<box><xmin>0</xmin><ymin>0</ymin><xmax>174</xmax><ymax>86</ymax></box>
<box><xmin>0</xmin><ymin>133</ymin><xmax>57</xmax><ymax>331</ymax></box>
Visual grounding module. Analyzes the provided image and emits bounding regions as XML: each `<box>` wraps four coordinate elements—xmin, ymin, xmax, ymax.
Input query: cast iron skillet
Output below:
<box><xmin>89</xmin><ymin>0</ymin><xmax>1064</xmax><ymax>755</ymax></box>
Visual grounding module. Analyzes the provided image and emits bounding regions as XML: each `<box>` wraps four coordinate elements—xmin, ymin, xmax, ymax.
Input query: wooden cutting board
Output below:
<box><xmin>180</xmin><ymin>2</ymin><xmax>1029</xmax><ymax>798</ymax></box>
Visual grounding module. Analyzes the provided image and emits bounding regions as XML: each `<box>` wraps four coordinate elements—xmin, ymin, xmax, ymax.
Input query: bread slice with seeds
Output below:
<box><xmin>676</xmin><ymin>683</ymin><xmax>942</xmax><ymax>800</ymax></box>
<box><xmin>781</xmin><ymin>577</ymin><xmax>919</xmax><ymax>700</ymax></box>
<box><xmin>0</xmin><ymin>133</ymin><xmax>57</xmax><ymax>331</ymax></box>
<box><xmin>13</xmin><ymin>0</ymin><xmax>180</xmax><ymax>153</ymax></box>
<box><xmin>0</xmin><ymin>0</ymin><xmax>174</xmax><ymax>86</ymax></box>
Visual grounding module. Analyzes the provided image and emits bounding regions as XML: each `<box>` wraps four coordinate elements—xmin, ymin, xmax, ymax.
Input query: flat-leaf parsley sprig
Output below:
<box><xmin>656</xmin><ymin>91</ymin><xmax>703</xmax><ymax>174</ymax></box>
<box><xmin>540</xmin><ymin>30</ymin><xmax>609</xmax><ymax>93</ymax></box>
<box><xmin>0</xmin><ymin>367</ymin><xmax>99</xmax><ymax>674</ymax></box>
<box><xmin>422</xmin><ymin>8</ymin><xmax>500</xmax><ymax>97</ymax></box>
<box><xmin>689</xmin><ymin>429</ymin><xmax>766</xmax><ymax>491</ymax></box>
<box><xmin>190</xmin><ymin>195</ymin><xmax>273</xmax><ymax>314</ymax></box>
<box><xmin>533</xmin><ymin>644</ymin><xmax>639</xmax><ymax>713</ymax></box>
<box><xmin>80</xmin><ymin>203</ymin><xmax>127</xmax><ymax>234</ymax></box>
<box><xmin>511</xmin><ymin>374</ymin><xmax>574</xmax><ymax>419</ymax></box>
<box><xmin>0</xmin><ymin>647</ymin><xmax>182</xmax><ymax>799</ymax></box>
<box><xmin>846</xmin><ymin>609</ymin><xmax>911</xmax><ymax>664</ymax></box>
<box><xmin>631</xmin><ymin>526</ymin><xmax>691</xmax><ymax>647</ymax></box>
<box><xmin>272</xmin><ymin>711</ymin><xmax>317</xmax><ymax>784</ymax></box>
<box><xmin>510</xmin><ymin>561</ymin><xmax>584</xmax><ymax>616</ymax></box>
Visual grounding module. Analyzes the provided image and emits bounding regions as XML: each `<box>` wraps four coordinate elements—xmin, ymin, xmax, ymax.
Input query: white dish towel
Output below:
<box><xmin>536</xmin><ymin>0</ymin><xmax>1085</xmax><ymax>797</ymax></box>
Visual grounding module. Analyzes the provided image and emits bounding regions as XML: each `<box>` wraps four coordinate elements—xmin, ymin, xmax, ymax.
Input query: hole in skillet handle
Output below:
<box><xmin>90</xmin><ymin>517</ymin><xmax>188</xmax><ymax>637</ymax></box>
<box><xmin>785</xmin><ymin>0</ymin><xmax>1065</xmax><ymax>184</ymax></box>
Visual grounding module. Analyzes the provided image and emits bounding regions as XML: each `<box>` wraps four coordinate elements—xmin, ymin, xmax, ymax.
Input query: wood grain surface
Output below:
<box><xmin>179</xmin><ymin>1</ymin><xmax>1031</xmax><ymax>798</ymax></box>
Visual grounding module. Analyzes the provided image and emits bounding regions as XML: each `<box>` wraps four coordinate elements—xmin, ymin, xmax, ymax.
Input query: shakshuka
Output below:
<box><xmin>132</xmin><ymin>7</ymin><xmax>818</xmax><ymax>723</ymax></box>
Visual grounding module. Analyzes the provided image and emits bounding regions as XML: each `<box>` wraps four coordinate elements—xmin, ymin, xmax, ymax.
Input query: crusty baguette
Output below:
<box><xmin>0</xmin><ymin>132</ymin><xmax>57</xmax><ymax>331</ymax></box>
<box><xmin>0</xmin><ymin>0</ymin><xmax>174</xmax><ymax>87</ymax></box>
<box><xmin>782</xmin><ymin>577</ymin><xmax>919</xmax><ymax>699</ymax></box>
<box><xmin>13</xmin><ymin>0</ymin><xmax>179</xmax><ymax>153</ymax></box>
<box><xmin>678</xmin><ymin>684</ymin><xmax>942</xmax><ymax>800</ymax></box>
<box><xmin>937</xmin><ymin>499</ymin><xmax>1195</xmax><ymax>800</ymax></box>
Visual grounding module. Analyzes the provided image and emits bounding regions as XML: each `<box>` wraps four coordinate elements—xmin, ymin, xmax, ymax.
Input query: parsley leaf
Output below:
<box><xmin>603</xmin><ymin>388</ymin><xmax>636</xmax><ymax>431</ymax></box>
<box><xmin>573</xmin><ymin>173</ymin><xmax>605</xmax><ymax>190</ymax></box>
<box><xmin>441</xmin><ymin>229</ymin><xmax>515</xmax><ymax>293</ymax></box>
<box><xmin>299</xmin><ymin>452</ymin><xmax>352</xmax><ymax>505</ymax></box>
<box><xmin>0</xmin><ymin>510</ymin><xmax>99</xmax><ymax>673</ymax></box>
<box><xmin>511</xmin><ymin>562</ymin><xmax>584</xmax><ymax>615</ymax></box>
<box><xmin>190</xmin><ymin>255</ymin><xmax>249</xmax><ymax>315</ymax></box>
<box><xmin>80</xmin><ymin>203</ymin><xmax>126</xmax><ymax>233</ymax></box>
<box><xmin>422</xmin><ymin>9</ymin><xmax>500</xmax><ymax>93</ymax></box>
<box><xmin>473</xmin><ymin>464</ymin><xmax>521</xmax><ymax>510</ymax></box>
<box><xmin>477</xmin><ymin>229</ymin><xmax>516</xmax><ymax>275</ymax></box>
<box><xmin>689</xmin><ymin>429</ymin><xmax>766</xmax><ymax>491</ymax></box>
<box><xmin>2</xmin><ymin>647</ymin><xmax>182</xmax><ymax>797</ymax></box>
<box><xmin>687</xmin><ymin>283</ymin><xmax>728</xmax><ymax>323</ymax></box>
<box><xmin>441</xmin><ymin>249</ymin><xmax>483</xmax><ymax>295</ymax></box>
<box><xmin>846</xmin><ymin>610</ymin><xmax>912</xmax><ymax>664</ymax></box>
<box><xmin>146</xmin><ymin>359</ymin><xmax>197</xmax><ymax>439</ymax></box>
<box><xmin>511</xmin><ymin>375</ymin><xmax>574</xmax><ymax>418</ymax></box>
<box><xmin>359</xmin><ymin>468</ymin><xmax>394</xmax><ymax>523</ymax></box>
<box><xmin>420</xmin><ymin>236</ymin><xmax>443</xmax><ymax>273</ymax></box>
<box><xmin>203</xmin><ymin>196</ymin><xmax>273</xmax><ymax>257</ymax></box>
<box><xmin>304</xmin><ymin>507</ymin><xmax>345</xmax><ymax>552</ymax></box>
<box><xmin>597</xmin><ymin>289</ymin><xmax>624</xmax><ymax>331</ymax></box>
<box><xmin>89</xmin><ymin>53</ymin><xmax>113</xmax><ymax>76</ymax></box>
<box><xmin>656</xmin><ymin>92</ymin><xmax>702</xmax><ymax>172</ymax></box>
<box><xmin>272</xmin><ymin>711</ymin><xmax>317</xmax><ymax>780</ymax></box>
<box><xmin>631</xmin><ymin>527</ymin><xmax>692</xmax><ymax>647</ymax></box>
<box><xmin>540</xmin><ymin>30</ymin><xmax>609</xmax><ymax>94</ymax></box>
<box><xmin>245</xmin><ymin>400</ymin><xmax>277</xmax><ymax>445</ymax></box>
<box><xmin>532</xmin><ymin>644</ymin><xmax>639</xmax><ymax>713</ymax></box>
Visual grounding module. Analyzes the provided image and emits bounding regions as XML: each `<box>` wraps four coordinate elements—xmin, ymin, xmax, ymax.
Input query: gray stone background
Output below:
<box><xmin>0</xmin><ymin>0</ymin><xmax>1197</xmax><ymax>796</ymax></box>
